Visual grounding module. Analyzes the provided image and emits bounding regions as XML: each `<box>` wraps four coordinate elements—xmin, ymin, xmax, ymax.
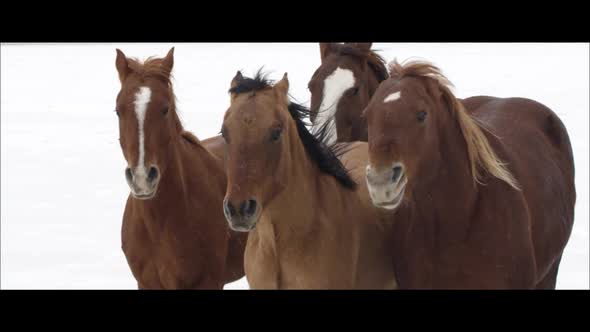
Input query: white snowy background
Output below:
<box><xmin>1</xmin><ymin>43</ymin><xmax>588</xmax><ymax>289</ymax></box>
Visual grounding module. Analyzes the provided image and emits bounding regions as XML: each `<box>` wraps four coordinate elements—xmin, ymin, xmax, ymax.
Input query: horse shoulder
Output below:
<box><xmin>121</xmin><ymin>198</ymin><xmax>161</xmax><ymax>288</ymax></box>
<box><xmin>468</xmin><ymin>180</ymin><xmax>537</xmax><ymax>287</ymax></box>
<box><xmin>160</xmin><ymin>208</ymin><xmax>228</xmax><ymax>289</ymax></box>
<box><xmin>479</xmin><ymin>97</ymin><xmax>575</xmax><ymax>283</ymax></box>
<box><xmin>121</xmin><ymin>197</ymin><xmax>149</xmax><ymax>261</ymax></box>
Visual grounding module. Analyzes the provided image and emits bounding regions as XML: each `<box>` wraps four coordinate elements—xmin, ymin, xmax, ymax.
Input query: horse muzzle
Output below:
<box><xmin>366</xmin><ymin>163</ymin><xmax>407</xmax><ymax>210</ymax></box>
<box><xmin>223</xmin><ymin>197</ymin><xmax>261</xmax><ymax>232</ymax></box>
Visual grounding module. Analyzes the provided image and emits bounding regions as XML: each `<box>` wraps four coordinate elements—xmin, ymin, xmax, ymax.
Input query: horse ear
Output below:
<box><xmin>274</xmin><ymin>72</ymin><xmax>289</xmax><ymax>96</ymax></box>
<box><xmin>162</xmin><ymin>47</ymin><xmax>175</xmax><ymax>75</ymax></box>
<box><xmin>319</xmin><ymin>43</ymin><xmax>333</xmax><ymax>61</ymax></box>
<box><xmin>230</xmin><ymin>71</ymin><xmax>243</xmax><ymax>89</ymax></box>
<box><xmin>229</xmin><ymin>71</ymin><xmax>243</xmax><ymax>102</ymax></box>
<box><xmin>115</xmin><ymin>49</ymin><xmax>130</xmax><ymax>83</ymax></box>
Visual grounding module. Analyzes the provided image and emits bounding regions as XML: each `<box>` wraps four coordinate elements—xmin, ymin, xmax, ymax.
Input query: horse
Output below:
<box><xmin>307</xmin><ymin>42</ymin><xmax>388</xmax><ymax>143</ymax></box>
<box><xmin>219</xmin><ymin>70</ymin><xmax>397</xmax><ymax>289</ymax></box>
<box><xmin>114</xmin><ymin>48</ymin><xmax>247</xmax><ymax>289</ymax></box>
<box><xmin>363</xmin><ymin>59</ymin><xmax>576</xmax><ymax>289</ymax></box>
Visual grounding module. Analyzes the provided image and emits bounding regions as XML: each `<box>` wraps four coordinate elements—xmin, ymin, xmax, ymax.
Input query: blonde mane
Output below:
<box><xmin>388</xmin><ymin>59</ymin><xmax>520</xmax><ymax>190</ymax></box>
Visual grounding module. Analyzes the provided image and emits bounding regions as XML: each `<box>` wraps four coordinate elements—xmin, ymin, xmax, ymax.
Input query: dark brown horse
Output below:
<box><xmin>220</xmin><ymin>70</ymin><xmax>397</xmax><ymax>289</ymax></box>
<box><xmin>363</xmin><ymin>59</ymin><xmax>576</xmax><ymax>289</ymax></box>
<box><xmin>114</xmin><ymin>48</ymin><xmax>247</xmax><ymax>289</ymax></box>
<box><xmin>307</xmin><ymin>42</ymin><xmax>388</xmax><ymax>143</ymax></box>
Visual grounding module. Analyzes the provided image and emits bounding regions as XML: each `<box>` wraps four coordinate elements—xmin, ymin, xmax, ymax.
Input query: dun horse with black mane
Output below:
<box><xmin>220</xmin><ymin>70</ymin><xmax>397</xmax><ymax>289</ymax></box>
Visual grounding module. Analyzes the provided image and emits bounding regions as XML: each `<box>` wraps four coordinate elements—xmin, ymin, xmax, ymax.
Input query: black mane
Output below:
<box><xmin>228</xmin><ymin>68</ymin><xmax>272</xmax><ymax>94</ymax></box>
<box><xmin>229</xmin><ymin>69</ymin><xmax>356</xmax><ymax>190</ymax></box>
<box><xmin>286</xmin><ymin>102</ymin><xmax>356</xmax><ymax>190</ymax></box>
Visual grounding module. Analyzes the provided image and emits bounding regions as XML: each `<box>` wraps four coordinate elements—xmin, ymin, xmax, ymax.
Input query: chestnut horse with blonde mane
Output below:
<box><xmin>308</xmin><ymin>42</ymin><xmax>388</xmax><ymax>143</ymax></box>
<box><xmin>364</xmin><ymin>59</ymin><xmax>576</xmax><ymax>289</ymax></box>
<box><xmin>220</xmin><ymin>70</ymin><xmax>397</xmax><ymax>289</ymax></box>
<box><xmin>114</xmin><ymin>48</ymin><xmax>247</xmax><ymax>289</ymax></box>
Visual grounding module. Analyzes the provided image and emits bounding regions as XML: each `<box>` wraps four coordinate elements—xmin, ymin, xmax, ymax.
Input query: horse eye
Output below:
<box><xmin>115</xmin><ymin>109</ymin><xmax>120</xmax><ymax>117</ymax></box>
<box><xmin>417</xmin><ymin>111</ymin><xmax>427</xmax><ymax>122</ymax></box>
<box><xmin>162</xmin><ymin>107</ymin><xmax>169</xmax><ymax>116</ymax></box>
<box><xmin>350</xmin><ymin>87</ymin><xmax>359</xmax><ymax>96</ymax></box>
<box><xmin>270</xmin><ymin>127</ymin><xmax>282</xmax><ymax>142</ymax></box>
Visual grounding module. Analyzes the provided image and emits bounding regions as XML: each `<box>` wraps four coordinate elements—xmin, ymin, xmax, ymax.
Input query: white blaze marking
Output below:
<box><xmin>384</xmin><ymin>91</ymin><xmax>401</xmax><ymax>103</ymax></box>
<box><xmin>311</xmin><ymin>67</ymin><xmax>355</xmax><ymax>145</ymax></box>
<box><xmin>134</xmin><ymin>86</ymin><xmax>152</xmax><ymax>170</ymax></box>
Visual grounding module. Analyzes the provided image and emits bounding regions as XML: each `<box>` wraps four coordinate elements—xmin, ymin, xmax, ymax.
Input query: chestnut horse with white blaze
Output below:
<box><xmin>363</xmin><ymin>59</ymin><xmax>576</xmax><ymax>289</ymax></box>
<box><xmin>308</xmin><ymin>42</ymin><xmax>388</xmax><ymax>143</ymax></box>
<box><xmin>220</xmin><ymin>70</ymin><xmax>397</xmax><ymax>289</ymax></box>
<box><xmin>115</xmin><ymin>48</ymin><xmax>247</xmax><ymax>289</ymax></box>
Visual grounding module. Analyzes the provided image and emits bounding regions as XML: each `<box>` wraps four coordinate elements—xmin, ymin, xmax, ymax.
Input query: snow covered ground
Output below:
<box><xmin>1</xmin><ymin>43</ymin><xmax>588</xmax><ymax>289</ymax></box>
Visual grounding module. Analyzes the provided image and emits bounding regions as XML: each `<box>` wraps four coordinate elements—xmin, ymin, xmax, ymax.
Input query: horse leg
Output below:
<box><xmin>535</xmin><ymin>255</ymin><xmax>563</xmax><ymax>289</ymax></box>
<box><xmin>194</xmin><ymin>274</ymin><xmax>224</xmax><ymax>289</ymax></box>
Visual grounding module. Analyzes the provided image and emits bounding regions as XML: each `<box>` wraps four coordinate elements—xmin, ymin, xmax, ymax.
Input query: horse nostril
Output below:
<box><xmin>125</xmin><ymin>168</ymin><xmax>133</xmax><ymax>183</ymax></box>
<box><xmin>147</xmin><ymin>166</ymin><xmax>158</xmax><ymax>182</ymax></box>
<box><xmin>224</xmin><ymin>199</ymin><xmax>237</xmax><ymax>219</ymax></box>
<box><xmin>240</xmin><ymin>199</ymin><xmax>258</xmax><ymax>218</ymax></box>
<box><xmin>392</xmin><ymin>166</ymin><xmax>403</xmax><ymax>183</ymax></box>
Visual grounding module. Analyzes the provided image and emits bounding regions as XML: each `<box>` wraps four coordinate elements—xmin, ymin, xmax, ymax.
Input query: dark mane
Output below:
<box><xmin>228</xmin><ymin>68</ymin><xmax>273</xmax><ymax>94</ymax></box>
<box><xmin>332</xmin><ymin>44</ymin><xmax>389</xmax><ymax>82</ymax></box>
<box><xmin>287</xmin><ymin>101</ymin><xmax>357</xmax><ymax>190</ymax></box>
<box><xmin>230</xmin><ymin>70</ymin><xmax>357</xmax><ymax>190</ymax></box>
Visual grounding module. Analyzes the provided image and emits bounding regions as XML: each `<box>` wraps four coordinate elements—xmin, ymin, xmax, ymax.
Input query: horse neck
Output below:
<box><xmin>408</xmin><ymin>115</ymin><xmax>480</xmax><ymax>226</ymax></box>
<box><xmin>265</xmin><ymin>131</ymin><xmax>353</xmax><ymax>235</ymax></box>
<box><xmin>134</xmin><ymin>129</ymin><xmax>224</xmax><ymax>226</ymax></box>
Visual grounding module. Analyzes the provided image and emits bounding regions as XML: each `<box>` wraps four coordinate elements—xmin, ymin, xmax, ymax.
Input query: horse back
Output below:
<box><xmin>201</xmin><ymin>135</ymin><xmax>226</xmax><ymax>164</ymax></box>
